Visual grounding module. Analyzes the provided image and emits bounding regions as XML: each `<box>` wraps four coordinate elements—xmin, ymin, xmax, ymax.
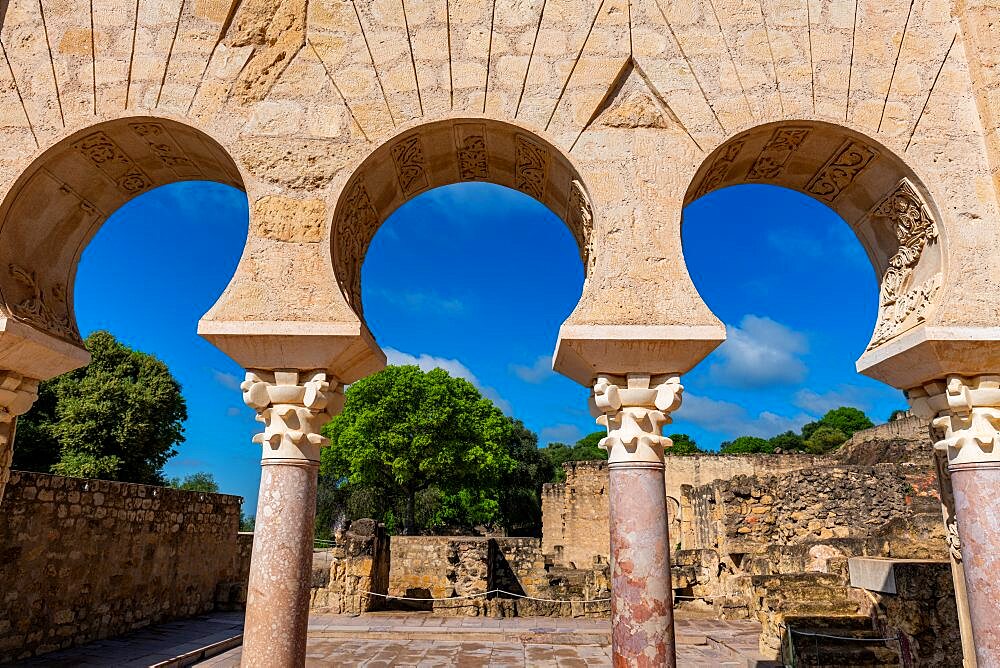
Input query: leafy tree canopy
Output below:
<box><xmin>719</xmin><ymin>435</ymin><xmax>771</xmax><ymax>454</ymax></box>
<box><xmin>667</xmin><ymin>433</ymin><xmax>702</xmax><ymax>455</ymax></box>
<box><xmin>804</xmin><ymin>425</ymin><xmax>848</xmax><ymax>454</ymax></box>
<box><xmin>767</xmin><ymin>430</ymin><xmax>806</xmax><ymax>453</ymax></box>
<box><xmin>541</xmin><ymin>432</ymin><xmax>607</xmax><ymax>482</ymax></box>
<box><xmin>169</xmin><ymin>472</ymin><xmax>219</xmax><ymax>493</ymax></box>
<box><xmin>719</xmin><ymin>406</ymin><xmax>874</xmax><ymax>456</ymax></box>
<box><xmin>13</xmin><ymin>331</ymin><xmax>186</xmax><ymax>484</ymax></box>
<box><xmin>320</xmin><ymin>365</ymin><xmax>519</xmax><ymax>534</ymax></box>
<box><xmin>801</xmin><ymin>407</ymin><xmax>873</xmax><ymax>441</ymax></box>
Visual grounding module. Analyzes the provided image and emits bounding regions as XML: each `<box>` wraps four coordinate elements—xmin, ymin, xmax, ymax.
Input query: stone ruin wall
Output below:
<box><xmin>542</xmin><ymin>453</ymin><xmax>827</xmax><ymax>568</ymax></box>
<box><xmin>0</xmin><ymin>470</ymin><xmax>252</xmax><ymax>663</ymax></box>
<box><xmin>311</xmin><ymin>533</ymin><xmax>609</xmax><ymax>618</ymax></box>
<box><xmin>681</xmin><ymin>463</ymin><xmax>942</xmax><ymax>553</ymax></box>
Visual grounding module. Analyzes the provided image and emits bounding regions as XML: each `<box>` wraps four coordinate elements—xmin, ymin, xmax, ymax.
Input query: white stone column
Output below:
<box><xmin>908</xmin><ymin>375</ymin><xmax>1000</xmax><ymax>667</ymax></box>
<box><xmin>0</xmin><ymin>372</ymin><xmax>39</xmax><ymax>505</ymax></box>
<box><xmin>239</xmin><ymin>369</ymin><xmax>343</xmax><ymax>668</ymax></box>
<box><xmin>591</xmin><ymin>373</ymin><xmax>682</xmax><ymax>667</ymax></box>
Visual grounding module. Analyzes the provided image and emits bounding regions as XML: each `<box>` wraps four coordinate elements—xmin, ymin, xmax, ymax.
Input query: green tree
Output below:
<box><xmin>541</xmin><ymin>432</ymin><xmax>608</xmax><ymax>482</ymax></box>
<box><xmin>720</xmin><ymin>436</ymin><xmax>772</xmax><ymax>454</ymax></box>
<box><xmin>495</xmin><ymin>420</ymin><xmax>554</xmax><ymax>534</ymax></box>
<box><xmin>888</xmin><ymin>409</ymin><xmax>909</xmax><ymax>421</ymax></box>
<box><xmin>666</xmin><ymin>433</ymin><xmax>702</xmax><ymax>455</ymax></box>
<box><xmin>169</xmin><ymin>472</ymin><xmax>219</xmax><ymax>493</ymax></box>
<box><xmin>13</xmin><ymin>331</ymin><xmax>186</xmax><ymax>484</ymax></box>
<box><xmin>805</xmin><ymin>425</ymin><xmax>848</xmax><ymax>454</ymax></box>
<box><xmin>801</xmin><ymin>407</ymin><xmax>873</xmax><ymax>441</ymax></box>
<box><xmin>767</xmin><ymin>430</ymin><xmax>806</xmax><ymax>453</ymax></box>
<box><xmin>320</xmin><ymin>365</ymin><xmax>516</xmax><ymax>534</ymax></box>
<box><xmin>240</xmin><ymin>513</ymin><xmax>255</xmax><ymax>532</ymax></box>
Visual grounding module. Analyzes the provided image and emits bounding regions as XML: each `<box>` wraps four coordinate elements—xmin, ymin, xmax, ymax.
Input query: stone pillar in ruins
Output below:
<box><xmin>0</xmin><ymin>372</ymin><xmax>39</xmax><ymax>505</ymax></box>
<box><xmin>239</xmin><ymin>369</ymin><xmax>343</xmax><ymax>668</ymax></box>
<box><xmin>591</xmin><ymin>373</ymin><xmax>683</xmax><ymax>667</ymax></box>
<box><xmin>909</xmin><ymin>375</ymin><xmax>1000</xmax><ymax>666</ymax></box>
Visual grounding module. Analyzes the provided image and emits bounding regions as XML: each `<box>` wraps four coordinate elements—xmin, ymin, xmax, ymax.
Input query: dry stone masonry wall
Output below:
<box><xmin>0</xmin><ymin>471</ymin><xmax>250</xmax><ymax>663</ymax></box>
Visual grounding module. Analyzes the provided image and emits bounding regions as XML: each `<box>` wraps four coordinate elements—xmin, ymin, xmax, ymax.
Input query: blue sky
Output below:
<box><xmin>73</xmin><ymin>180</ymin><xmax>906</xmax><ymax>512</ymax></box>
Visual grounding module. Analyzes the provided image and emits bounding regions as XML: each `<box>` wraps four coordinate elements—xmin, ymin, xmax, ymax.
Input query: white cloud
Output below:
<box><xmin>212</xmin><ymin>369</ymin><xmax>242</xmax><ymax>391</ymax></box>
<box><xmin>793</xmin><ymin>386</ymin><xmax>867</xmax><ymax>414</ymax></box>
<box><xmin>675</xmin><ymin>393</ymin><xmax>812</xmax><ymax>439</ymax></box>
<box><xmin>384</xmin><ymin>348</ymin><xmax>512</xmax><ymax>414</ymax></box>
<box><xmin>510</xmin><ymin>355</ymin><xmax>553</xmax><ymax>384</ymax></box>
<box><xmin>540</xmin><ymin>423</ymin><xmax>583</xmax><ymax>444</ymax></box>
<box><xmin>226</xmin><ymin>406</ymin><xmax>243</xmax><ymax>417</ymax></box>
<box><xmin>709</xmin><ymin>315</ymin><xmax>808</xmax><ymax>388</ymax></box>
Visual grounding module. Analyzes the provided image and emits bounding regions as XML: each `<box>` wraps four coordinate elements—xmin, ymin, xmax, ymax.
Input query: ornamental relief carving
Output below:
<box><xmin>908</xmin><ymin>375</ymin><xmax>1000</xmax><ymax>467</ymax></box>
<box><xmin>6</xmin><ymin>264</ymin><xmax>79</xmax><ymax>343</ymax></box>
<box><xmin>746</xmin><ymin>127</ymin><xmax>810</xmax><ymax>180</ymax></box>
<box><xmin>805</xmin><ymin>139</ymin><xmax>878</xmax><ymax>203</ymax></box>
<box><xmin>72</xmin><ymin>131</ymin><xmax>152</xmax><ymax>196</ymax></box>
<box><xmin>867</xmin><ymin>179</ymin><xmax>942</xmax><ymax>350</ymax></box>
<box><xmin>514</xmin><ymin>134</ymin><xmax>549</xmax><ymax>200</ymax></box>
<box><xmin>455</xmin><ymin>124</ymin><xmax>489</xmax><ymax>181</ymax></box>
<box><xmin>129</xmin><ymin>122</ymin><xmax>202</xmax><ymax>179</ymax></box>
<box><xmin>567</xmin><ymin>179</ymin><xmax>594</xmax><ymax>276</ymax></box>
<box><xmin>390</xmin><ymin>134</ymin><xmax>429</xmax><ymax>197</ymax></box>
<box><xmin>334</xmin><ymin>180</ymin><xmax>379</xmax><ymax>315</ymax></box>
<box><xmin>694</xmin><ymin>140</ymin><xmax>744</xmax><ymax>200</ymax></box>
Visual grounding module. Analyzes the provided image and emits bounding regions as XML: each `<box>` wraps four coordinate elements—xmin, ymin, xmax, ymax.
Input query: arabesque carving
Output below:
<box><xmin>908</xmin><ymin>375</ymin><xmax>1000</xmax><ymax>467</ymax></box>
<box><xmin>7</xmin><ymin>265</ymin><xmax>79</xmax><ymax>343</ymax></box>
<box><xmin>514</xmin><ymin>135</ymin><xmax>549</xmax><ymax>200</ymax></box>
<box><xmin>0</xmin><ymin>371</ymin><xmax>40</xmax><ymax>502</ymax></box>
<box><xmin>805</xmin><ymin>139</ymin><xmax>878</xmax><ymax>202</ymax></box>
<box><xmin>455</xmin><ymin>124</ymin><xmax>489</xmax><ymax>180</ymax></box>
<box><xmin>334</xmin><ymin>181</ymin><xmax>379</xmax><ymax>315</ymax></box>
<box><xmin>695</xmin><ymin>140</ymin><xmax>744</xmax><ymax>199</ymax></box>
<box><xmin>867</xmin><ymin>180</ymin><xmax>941</xmax><ymax>349</ymax></box>
<box><xmin>590</xmin><ymin>373</ymin><xmax>683</xmax><ymax>465</ymax></box>
<box><xmin>241</xmin><ymin>369</ymin><xmax>344</xmax><ymax>463</ymax></box>
<box><xmin>390</xmin><ymin>134</ymin><xmax>429</xmax><ymax>196</ymax></box>
<box><xmin>129</xmin><ymin>122</ymin><xmax>202</xmax><ymax>178</ymax></box>
<box><xmin>568</xmin><ymin>180</ymin><xmax>594</xmax><ymax>276</ymax></box>
<box><xmin>72</xmin><ymin>131</ymin><xmax>152</xmax><ymax>195</ymax></box>
<box><xmin>746</xmin><ymin>127</ymin><xmax>810</xmax><ymax>180</ymax></box>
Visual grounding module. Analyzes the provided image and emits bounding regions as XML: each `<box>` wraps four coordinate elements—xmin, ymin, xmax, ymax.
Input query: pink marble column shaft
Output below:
<box><xmin>608</xmin><ymin>461</ymin><xmax>675</xmax><ymax>667</ymax></box>
<box><xmin>950</xmin><ymin>462</ymin><xmax>1000</xmax><ymax>666</ymax></box>
<box><xmin>242</xmin><ymin>461</ymin><xmax>319</xmax><ymax>668</ymax></box>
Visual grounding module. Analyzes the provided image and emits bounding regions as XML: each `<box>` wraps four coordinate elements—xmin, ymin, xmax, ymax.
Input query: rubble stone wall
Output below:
<box><xmin>681</xmin><ymin>463</ymin><xmax>942</xmax><ymax>553</ymax></box>
<box><xmin>541</xmin><ymin>454</ymin><xmax>825</xmax><ymax>567</ymax></box>
<box><xmin>0</xmin><ymin>471</ymin><xmax>246</xmax><ymax>663</ymax></box>
<box><xmin>382</xmin><ymin>535</ymin><xmax>609</xmax><ymax>617</ymax></box>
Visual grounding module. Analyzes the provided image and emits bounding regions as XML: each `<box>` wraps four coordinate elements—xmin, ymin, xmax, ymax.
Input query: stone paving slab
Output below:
<box><xmin>12</xmin><ymin>612</ymin><xmax>244</xmax><ymax>667</ymax></box>
<box><xmin>9</xmin><ymin>611</ymin><xmax>776</xmax><ymax>667</ymax></box>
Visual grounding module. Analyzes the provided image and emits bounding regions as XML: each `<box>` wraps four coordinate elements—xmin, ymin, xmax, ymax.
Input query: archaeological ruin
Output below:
<box><xmin>0</xmin><ymin>0</ymin><xmax>998</xmax><ymax>665</ymax></box>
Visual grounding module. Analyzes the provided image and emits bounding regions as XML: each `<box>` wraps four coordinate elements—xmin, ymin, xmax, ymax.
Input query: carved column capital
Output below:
<box><xmin>0</xmin><ymin>371</ymin><xmax>40</xmax><ymax>498</ymax></box>
<box><xmin>908</xmin><ymin>374</ymin><xmax>1000</xmax><ymax>469</ymax></box>
<box><xmin>589</xmin><ymin>373</ymin><xmax>683</xmax><ymax>465</ymax></box>
<box><xmin>241</xmin><ymin>369</ymin><xmax>344</xmax><ymax>464</ymax></box>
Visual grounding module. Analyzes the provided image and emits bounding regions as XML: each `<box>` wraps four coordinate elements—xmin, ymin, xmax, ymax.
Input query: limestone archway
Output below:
<box><xmin>0</xmin><ymin>117</ymin><xmax>245</xmax><ymax>378</ymax></box>
<box><xmin>0</xmin><ymin>0</ymin><xmax>997</xmax><ymax>663</ymax></box>
<box><xmin>0</xmin><ymin>115</ymin><xmax>245</xmax><ymax>503</ymax></box>
<box><xmin>681</xmin><ymin>120</ymin><xmax>945</xmax><ymax>376</ymax></box>
<box><xmin>329</xmin><ymin>117</ymin><xmax>593</xmax><ymax>325</ymax></box>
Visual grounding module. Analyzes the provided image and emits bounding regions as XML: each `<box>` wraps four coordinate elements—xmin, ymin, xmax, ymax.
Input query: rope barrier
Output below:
<box><xmin>786</xmin><ymin>628</ymin><xmax>902</xmax><ymax>643</ymax></box>
<box><xmin>357</xmin><ymin>589</ymin><xmax>611</xmax><ymax>604</ymax></box>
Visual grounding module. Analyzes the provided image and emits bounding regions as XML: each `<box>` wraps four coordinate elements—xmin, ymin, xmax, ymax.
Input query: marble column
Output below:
<box><xmin>0</xmin><ymin>372</ymin><xmax>39</xmax><ymax>505</ymax></box>
<box><xmin>240</xmin><ymin>370</ymin><xmax>343</xmax><ymax>668</ymax></box>
<box><xmin>592</xmin><ymin>373</ymin><xmax>683</xmax><ymax>667</ymax></box>
<box><xmin>909</xmin><ymin>375</ymin><xmax>1000</xmax><ymax>667</ymax></box>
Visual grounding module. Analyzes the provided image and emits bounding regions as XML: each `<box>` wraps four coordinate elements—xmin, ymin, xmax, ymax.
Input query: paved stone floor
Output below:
<box><xmin>11</xmin><ymin>611</ymin><xmax>776</xmax><ymax>667</ymax></box>
<box><xmin>200</xmin><ymin>612</ymin><xmax>774</xmax><ymax>667</ymax></box>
